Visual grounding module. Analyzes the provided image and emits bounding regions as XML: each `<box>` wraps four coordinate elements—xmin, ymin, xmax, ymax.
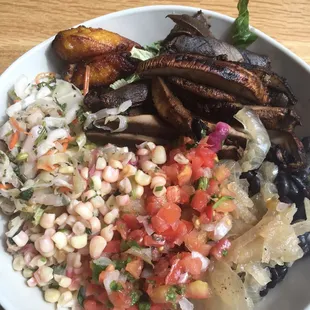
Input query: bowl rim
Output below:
<box><xmin>0</xmin><ymin>4</ymin><xmax>310</xmax><ymax>310</ymax></box>
<box><xmin>0</xmin><ymin>4</ymin><xmax>309</xmax><ymax>87</ymax></box>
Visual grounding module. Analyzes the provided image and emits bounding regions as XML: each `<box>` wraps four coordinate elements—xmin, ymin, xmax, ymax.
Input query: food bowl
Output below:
<box><xmin>0</xmin><ymin>5</ymin><xmax>309</xmax><ymax>310</ymax></box>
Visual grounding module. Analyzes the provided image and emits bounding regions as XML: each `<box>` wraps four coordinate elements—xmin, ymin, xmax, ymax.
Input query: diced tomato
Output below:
<box><xmin>181</xmin><ymin>220</ymin><xmax>193</xmax><ymax>233</ymax></box>
<box><xmin>196</xmin><ymin>145</ymin><xmax>216</xmax><ymax>168</ymax></box>
<box><xmin>115</xmin><ymin>219</ymin><xmax>129</xmax><ymax>240</ymax></box>
<box><xmin>157</xmin><ymin>203</ymin><xmax>181</xmax><ymax>225</ymax></box>
<box><xmin>144</xmin><ymin>235</ymin><xmax>165</xmax><ymax>247</ymax></box>
<box><xmin>146</xmin><ymin>195</ymin><xmax>167</xmax><ymax>216</ymax></box>
<box><xmin>127</xmin><ymin>306</ymin><xmax>139</xmax><ymax>310</ymax></box>
<box><xmin>85</xmin><ymin>283</ymin><xmax>101</xmax><ymax>297</ymax></box>
<box><xmin>199</xmin><ymin>205</ymin><xmax>213</xmax><ymax>224</ymax></box>
<box><xmin>184</xmin><ymin>230</ymin><xmax>211</xmax><ymax>256</ymax></box>
<box><xmin>166</xmin><ymin>186</ymin><xmax>181</xmax><ymax>204</ymax></box>
<box><xmin>154</xmin><ymin>258</ymin><xmax>170</xmax><ymax>278</ymax></box>
<box><xmin>122</xmin><ymin>214</ymin><xmax>142</xmax><ymax>230</ymax></box>
<box><xmin>109</xmin><ymin>290</ymin><xmax>132</xmax><ymax>308</ymax></box>
<box><xmin>161</xmin><ymin>220</ymin><xmax>189</xmax><ymax>245</ymax></box>
<box><xmin>165</xmin><ymin>259</ymin><xmax>183</xmax><ymax>284</ymax></box>
<box><xmin>191</xmin><ymin>190</ymin><xmax>210</xmax><ymax>212</ymax></box>
<box><xmin>128</xmin><ymin>229</ymin><xmax>145</xmax><ymax>246</ymax></box>
<box><xmin>213</xmin><ymin>165</ymin><xmax>230</xmax><ymax>182</ymax></box>
<box><xmin>96</xmin><ymin>291</ymin><xmax>109</xmax><ymax>304</ymax></box>
<box><xmin>167</xmin><ymin>148</ymin><xmax>182</xmax><ymax>164</ymax></box>
<box><xmin>185</xmin><ymin>280</ymin><xmax>210</xmax><ymax>299</ymax></box>
<box><xmin>180</xmin><ymin>256</ymin><xmax>202</xmax><ymax>276</ymax></box>
<box><xmin>102</xmin><ymin>240</ymin><xmax>121</xmax><ymax>253</ymax></box>
<box><xmin>162</xmin><ymin>163</ymin><xmax>179</xmax><ymax>184</ymax></box>
<box><xmin>214</xmin><ymin>199</ymin><xmax>236</xmax><ymax>212</ymax></box>
<box><xmin>177</xmin><ymin>165</ymin><xmax>192</xmax><ymax>186</ymax></box>
<box><xmin>191</xmin><ymin>156</ymin><xmax>204</xmax><ymax>181</ymax></box>
<box><xmin>151</xmin><ymin>304</ymin><xmax>168</xmax><ymax>310</ymax></box>
<box><xmin>206</xmin><ymin>178</ymin><xmax>220</xmax><ymax>196</ymax></box>
<box><xmin>84</xmin><ymin>298</ymin><xmax>100</xmax><ymax>310</ymax></box>
<box><xmin>210</xmin><ymin>238</ymin><xmax>232</xmax><ymax>260</ymax></box>
<box><xmin>149</xmin><ymin>285</ymin><xmax>178</xmax><ymax>304</ymax></box>
<box><xmin>125</xmin><ymin>259</ymin><xmax>144</xmax><ymax>279</ymax></box>
<box><xmin>151</xmin><ymin>216</ymin><xmax>170</xmax><ymax>233</ymax></box>
<box><xmin>180</xmin><ymin>185</ymin><xmax>195</xmax><ymax>204</ymax></box>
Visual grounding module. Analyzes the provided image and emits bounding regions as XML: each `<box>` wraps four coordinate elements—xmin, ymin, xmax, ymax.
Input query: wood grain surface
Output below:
<box><xmin>0</xmin><ymin>0</ymin><xmax>310</xmax><ymax>74</ymax></box>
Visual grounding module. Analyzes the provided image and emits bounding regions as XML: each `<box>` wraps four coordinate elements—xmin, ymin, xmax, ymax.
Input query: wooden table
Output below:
<box><xmin>0</xmin><ymin>0</ymin><xmax>310</xmax><ymax>73</ymax></box>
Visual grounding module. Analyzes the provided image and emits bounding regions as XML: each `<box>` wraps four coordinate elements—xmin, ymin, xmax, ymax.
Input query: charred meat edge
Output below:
<box><xmin>84</xmin><ymin>82</ymin><xmax>150</xmax><ymax>112</ymax></box>
<box><xmin>164</xmin><ymin>35</ymin><xmax>270</xmax><ymax>68</ymax></box>
<box><xmin>170</xmin><ymin>76</ymin><xmax>290</xmax><ymax>107</ymax></box>
<box><xmin>137</xmin><ymin>54</ymin><xmax>270</xmax><ymax>105</ymax></box>
<box><xmin>86</xmin><ymin>132</ymin><xmax>172</xmax><ymax>148</ymax></box>
<box><xmin>93</xmin><ymin>114</ymin><xmax>179</xmax><ymax>139</ymax></box>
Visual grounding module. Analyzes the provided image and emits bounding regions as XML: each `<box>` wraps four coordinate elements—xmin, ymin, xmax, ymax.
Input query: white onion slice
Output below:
<box><xmin>14</xmin><ymin>75</ymin><xmax>29</xmax><ymax>99</ymax></box>
<box><xmin>179</xmin><ymin>297</ymin><xmax>194</xmax><ymax>310</ymax></box>
<box><xmin>103</xmin><ymin>270</ymin><xmax>120</xmax><ymax>294</ymax></box>
<box><xmin>191</xmin><ymin>251</ymin><xmax>210</xmax><ymax>272</ymax></box>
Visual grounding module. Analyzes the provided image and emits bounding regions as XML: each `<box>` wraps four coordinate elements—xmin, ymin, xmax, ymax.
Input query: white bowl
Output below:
<box><xmin>0</xmin><ymin>5</ymin><xmax>309</xmax><ymax>310</ymax></box>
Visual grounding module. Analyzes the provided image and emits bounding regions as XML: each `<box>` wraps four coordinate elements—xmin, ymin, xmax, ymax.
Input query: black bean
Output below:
<box><xmin>275</xmin><ymin>172</ymin><xmax>291</xmax><ymax>198</ymax></box>
<box><xmin>291</xmin><ymin>175</ymin><xmax>310</xmax><ymax>198</ymax></box>
<box><xmin>240</xmin><ymin>171</ymin><xmax>255</xmax><ymax>181</ymax></box>
<box><xmin>259</xmin><ymin>287</ymin><xmax>269</xmax><ymax>297</ymax></box>
<box><xmin>298</xmin><ymin>232</ymin><xmax>310</xmax><ymax>255</ymax></box>
<box><xmin>294</xmin><ymin>170</ymin><xmax>309</xmax><ymax>182</ymax></box>
<box><xmin>249</xmin><ymin>176</ymin><xmax>260</xmax><ymax>196</ymax></box>
<box><xmin>280</xmin><ymin>196</ymin><xmax>293</xmax><ymax>204</ymax></box>
<box><xmin>293</xmin><ymin>200</ymin><xmax>306</xmax><ymax>222</ymax></box>
<box><xmin>287</xmin><ymin>180</ymin><xmax>300</xmax><ymax>202</ymax></box>
<box><xmin>302</xmin><ymin>136</ymin><xmax>310</xmax><ymax>153</ymax></box>
<box><xmin>267</xmin><ymin>265</ymin><xmax>289</xmax><ymax>289</ymax></box>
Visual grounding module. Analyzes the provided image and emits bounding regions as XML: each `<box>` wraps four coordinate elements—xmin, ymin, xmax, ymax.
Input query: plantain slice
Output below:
<box><xmin>137</xmin><ymin>54</ymin><xmax>270</xmax><ymax>105</ymax></box>
<box><xmin>52</xmin><ymin>26</ymin><xmax>141</xmax><ymax>63</ymax></box>
<box><xmin>66</xmin><ymin>52</ymin><xmax>138</xmax><ymax>89</ymax></box>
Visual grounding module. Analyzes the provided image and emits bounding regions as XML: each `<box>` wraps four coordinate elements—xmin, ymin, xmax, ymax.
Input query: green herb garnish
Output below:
<box><xmin>37</xmin><ymin>77</ymin><xmax>56</xmax><ymax>91</ymax></box>
<box><xmin>155</xmin><ymin>186</ymin><xmax>163</xmax><ymax>192</ymax></box>
<box><xmin>77</xmin><ymin>286</ymin><xmax>86</xmax><ymax>306</ymax></box>
<box><xmin>232</xmin><ymin>0</ymin><xmax>258</xmax><ymax>48</ymax></box>
<box><xmin>110</xmin><ymin>280</ymin><xmax>123</xmax><ymax>292</ymax></box>
<box><xmin>54</xmin><ymin>98</ymin><xmax>67</xmax><ymax>112</ymax></box>
<box><xmin>213</xmin><ymin>196</ymin><xmax>234</xmax><ymax>209</ymax></box>
<box><xmin>174</xmin><ymin>285</ymin><xmax>186</xmax><ymax>295</ymax></box>
<box><xmin>114</xmin><ymin>257</ymin><xmax>132</xmax><ymax>271</ymax></box>
<box><xmin>165</xmin><ymin>286</ymin><xmax>177</xmax><ymax>303</ymax></box>
<box><xmin>197</xmin><ymin>177</ymin><xmax>209</xmax><ymax>191</ymax></box>
<box><xmin>185</xmin><ymin>142</ymin><xmax>198</xmax><ymax>150</ymax></box>
<box><xmin>76</xmin><ymin>108</ymin><xmax>86</xmax><ymax>124</ymax></box>
<box><xmin>85</xmin><ymin>228</ymin><xmax>92</xmax><ymax>235</ymax></box>
<box><xmin>35</xmin><ymin>126</ymin><xmax>47</xmax><ymax>145</ymax></box>
<box><xmin>18</xmin><ymin>188</ymin><xmax>34</xmax><ymax>201</ymax></box>
<box><xmin>32</xmin><ymin>207</ymin><xmax>44</xmax><ymax>226</ymax></box>
<box><xmin>130</xmin><ymin>290</ymin><xmax>142</xmax><ymax>305</ymax></box>
<box><xmin>92</xmin><ymin>262</ymin><xmax>107</xmax><ymax>283</ymax></box>
<box><xmin>138</xmin><ymin>301</ymin><xmax>151</xmax><ymax>310</ymax></box>
<box><xmin>120</xmin><ymin>240</ymin><xmax>141</xmax><ymax>252</ymax></box>
<box><xmin>222</xmin><ymin>249</ymin><xmax>228</xmax><ymax>257</ymax></box>
<box><xmin>53</xmin><ymin>264</ymin><xmax>66</xmax><ymax>275</ymax></box>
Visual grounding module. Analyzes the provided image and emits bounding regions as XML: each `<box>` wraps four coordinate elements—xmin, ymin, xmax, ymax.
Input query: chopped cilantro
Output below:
<box><xmin>130</xmin><ymin>290</ymin><xmax>142</xmax><ymax>305</ymax></box>
<box><xmin>185</xmin><ymin>142</ymin><xmax>198</xmax><ymax>150</ymax></box>
<box><xmin>120</xmin><ymin>240</ymin><xmax>141</xmax><ymax>252</ymax></box>
<box><xmin>197</xmin><ymin>177</ymin><xmax>209</xmax><ymax>191</ymax></box>
<box><xmin>35</xmin><ymin>126</ymin><xmax>47</xmax><ymax>145</ymax></box>
<box><xmin>32</xmin><ymin>207</ymin><xmax>44</xmax><ymax>226</ymax></box>
<box><xmin>222</xmin><ymin>249</ymin><xmax>228</xmax><ymax>257</ymax></box>
<box><xmin>18</xmin><ymin>188</ymin><xmax>34</xmax><ymax>201</ymax></box>
<box><xmin>37</xmin><ymin>77</ymin><xmax>56</xmax><ymax>91</ymax></box>
<box><xmin>114</xmin><ymin>257</ymin><xmax>132</xmax><ymax>270</ymax></box>
<box><xmin>92</xmin><ymin>261</ymin><xmax>107</xmax><ymax>283</ymax></box>
<box><xmin>174</xmin><ymin>285</ymin><xmax>186</xmax><ymax>295</ymax></box>
<box><xmin>77</xmin><ymin>286</ymin><xmax>86</xmax><ymax>306</ymax></box>
<box><xmin>76</xmin><ymin>108</ymin><xmax>86</xmax><ymax>124</ymax></box>
<box><xmin>53</xmin><ymin>264</ymin><xmax>66</xmax><ymax>275</ymax></box>
<box><xmin>85</xmin><ymin>227</ymin><xmax>92</xmax><ymax>235</ymax></box>
<box><xmin>110</xmin><ymin>280</ymin><xmax>123</xmax><ymax>292</ymax></box>
<box><xmin>155</xmin><ymin>186</ymin><xmax>163</xmax><ymax>192</ymax></box>
<box><xmin>165</xmin><ymin>286</ymin><xmax>177</xmax><ymax>302</ymax></box>
<box><xmin>54</xmin><ymin>98</ymin><xmax>67</xmax><ymax>112</ymax></box>
<box><xmin>139</xmin><ymin>302</ymin><xmax>151</xmax><ymax>310</ymax></box>
<box><xmin>213</xmin><ymin>196</ymin><xmax>234</xmax><ymax>209</ymax></box>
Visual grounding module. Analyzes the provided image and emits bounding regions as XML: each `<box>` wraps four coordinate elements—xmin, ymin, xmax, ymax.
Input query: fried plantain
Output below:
<box><xmin>52</xmin><ymin>26</ymin><xmax>141</xmax><ymax>63</ymax></box>
<box><xmin>66</xmin><ymin>52</ymin><xmax>138</xmax><ymax>89</ymax></box>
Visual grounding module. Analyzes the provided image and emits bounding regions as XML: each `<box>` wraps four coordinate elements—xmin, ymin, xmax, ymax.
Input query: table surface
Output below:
<box><xmin>0</xmin><ymin>0</ymin><xmax>310</xmax><ymax>74</ymax></box>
